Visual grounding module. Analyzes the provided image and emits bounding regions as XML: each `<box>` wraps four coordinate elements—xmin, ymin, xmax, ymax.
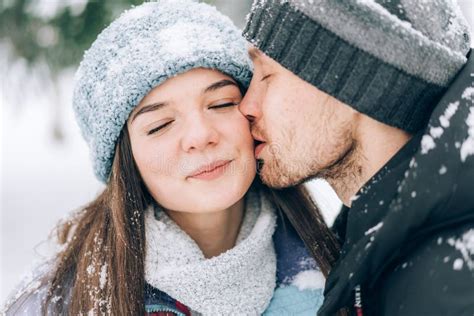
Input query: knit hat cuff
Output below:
<box><xmin>243</xmin><ymin>1</ymin><xmax>446</xmax><ymax>133</ymax></box>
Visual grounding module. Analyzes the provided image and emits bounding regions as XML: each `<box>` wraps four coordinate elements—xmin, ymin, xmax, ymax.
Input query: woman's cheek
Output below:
<box><xmin>234</xmin><ymin>115</ymin><xmax>254</xmax><ymax>146</ymax></box>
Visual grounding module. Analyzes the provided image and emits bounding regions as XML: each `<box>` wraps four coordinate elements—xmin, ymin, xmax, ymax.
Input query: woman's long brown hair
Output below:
<box><xmin>37</xmin><ymin>126</ymin><xmax>341</xmax><ymax>315</ymax></box>
<box><xmin>267</xmin><ymin>185</ymin><xmax>341</xmax><ymax>277</ymax></box>
<box><xmin>43</xmin><ymin>126</ymin><xmax>150</xmax><ymax>315</ymax></box>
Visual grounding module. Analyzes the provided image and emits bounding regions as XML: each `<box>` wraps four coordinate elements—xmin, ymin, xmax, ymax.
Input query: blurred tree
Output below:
<box><xmin>0</xmin><ymin>0</ymin><xmax>252</xmax><ymax>72</ymax></box>
<box><xmin>0</xmin><ymin>0</ymin><xmax>142</xmax><ymax>72</ymax></box>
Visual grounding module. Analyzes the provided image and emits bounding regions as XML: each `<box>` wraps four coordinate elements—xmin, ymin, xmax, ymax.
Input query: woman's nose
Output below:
<box><xmin>180</xmin><ymin>114</ymin><xmax>219</xmax><ymax>152</ymax></box>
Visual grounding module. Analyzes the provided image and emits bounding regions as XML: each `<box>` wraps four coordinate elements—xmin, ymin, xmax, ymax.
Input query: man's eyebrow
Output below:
<box><xmin>131</xmin><ymin>101</ymin><xmax>169</xmax><ymax>123</ymax></box>
<box><xmin>203</xmin><ymin>79</ymin><xmax>239</xmax><ymax>94</ymax></box>
<box><xmin>248</xmin><ymin>47</ymin><xmax>262</xmax><ymax>61</ymax></box>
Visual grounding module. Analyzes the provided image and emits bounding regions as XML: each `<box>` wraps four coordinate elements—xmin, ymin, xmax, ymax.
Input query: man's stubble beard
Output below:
<box><xmin>257</xmin><ymin>122</ymin><xmax>363</xmax><ymax>191</ymax></box>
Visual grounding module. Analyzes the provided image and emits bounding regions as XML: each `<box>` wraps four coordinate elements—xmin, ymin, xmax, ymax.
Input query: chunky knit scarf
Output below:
<box><xmin>144</xmin><ymin>188</ymin><xmax>277</xmax><ymax>315</ymax></box>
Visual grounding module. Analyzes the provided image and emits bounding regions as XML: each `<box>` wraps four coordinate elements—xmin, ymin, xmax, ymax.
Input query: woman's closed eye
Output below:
<box><xmin>208</xmin><ymin>102</ymin><xmax>238</xmax><ymax>111</ymax></box>
<box><xmin>146</xmin><ymin>102</ymin><xmax>237</xmax><ymax>135</ymax></box>
<box><xmin>147</xmin><ymin>121</ymin><xmax>173</xmax><ymax>135</ymax></box>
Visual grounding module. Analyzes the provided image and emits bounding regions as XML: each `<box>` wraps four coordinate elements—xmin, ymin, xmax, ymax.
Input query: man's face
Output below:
<box><xmin>239</xmin><ymin>48</ymin><xmax>358</xmax><ymax>188</ymax></box>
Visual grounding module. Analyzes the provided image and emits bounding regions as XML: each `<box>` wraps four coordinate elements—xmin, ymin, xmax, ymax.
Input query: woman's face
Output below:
<box><xmin>127</xmin><ymin>68</ymin><xmax>256</xmax><ymax>213</ymax></box>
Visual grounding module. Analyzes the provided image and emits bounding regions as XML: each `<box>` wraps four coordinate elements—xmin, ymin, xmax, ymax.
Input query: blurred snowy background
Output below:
<box><xmin>1</xmin><ymin>0</ymin><xmax>473</xmax><ymax>304</ymax></box>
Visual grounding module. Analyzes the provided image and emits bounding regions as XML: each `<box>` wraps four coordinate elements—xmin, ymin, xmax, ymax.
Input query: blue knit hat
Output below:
<box><xmin>73</xmin><ymin>0</ymin><xmax>253</xmax><ymax>183</ymax></box>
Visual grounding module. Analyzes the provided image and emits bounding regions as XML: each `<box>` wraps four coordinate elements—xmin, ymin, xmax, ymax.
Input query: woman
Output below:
<box><xmin>2</xmin><ymin>1</ymin><xmax>340</xmax><ymax>315</ymax></box>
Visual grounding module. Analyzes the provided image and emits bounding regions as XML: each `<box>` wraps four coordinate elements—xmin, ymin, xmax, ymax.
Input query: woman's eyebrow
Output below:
<box><xmin>203</xmin><ymin>79</ymin><xmax>238</xmax><ymax>94</ymax></box>
<box><xmin>131</xmin><ymin>101</ymin><xmax>169</xmax><ymax>123</ymax></box>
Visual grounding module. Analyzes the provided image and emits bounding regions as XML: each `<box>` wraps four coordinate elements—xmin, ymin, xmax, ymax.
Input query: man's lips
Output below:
<box><xmin>254</xmin><ymin>140</ymin><xmax>266</xmax><ymax>158</ymax></box>
<box><xmin>187</xmin><ymin>160</ymin><xmax>232</xmax><ymax>179</ymax></box>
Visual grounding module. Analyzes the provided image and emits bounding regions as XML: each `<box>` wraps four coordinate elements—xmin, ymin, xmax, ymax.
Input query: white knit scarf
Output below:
<box><xmin>144</xmin><ymin>189</ymin><xmax>277</xmax><ymax>315</ymax></box>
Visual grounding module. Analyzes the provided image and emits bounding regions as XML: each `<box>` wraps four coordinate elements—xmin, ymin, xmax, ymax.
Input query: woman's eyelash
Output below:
<box><xmin>148</xmin><ymin>121</ymin><xmax>173</xmax><ymax>135</ymax></box>
<box><xmin>209</xmin><ymin>102</ymin><xmax>237</xmax><ymax>109</ymax></box>
<box><xmin>146</xmin><ymin>103</ymin><xmax>236</xmax><ymax>135</ymax></box>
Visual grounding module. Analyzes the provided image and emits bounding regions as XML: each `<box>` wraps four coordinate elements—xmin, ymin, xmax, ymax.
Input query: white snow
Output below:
<box><xmin>51</xmin><ymin>295</ymin><xmax>62</xmax><ymax>303</ymax></box>
<box><xmin>306</xmin><ymin>179</ymin><xmax>342</xmax><ymax>226</ymax></box>
<box><xmin>430</xmin><ymin>126</ymin><xmax>444</xmax><ymax>138</ymax></box>
<box><xmin>291</xmin><ymin>270</ymin><xmax>325</xmax><ymax>291</ymax></box>
<box><xmin>453</xmin><ymin>258</ymin><xmax>464</xmax><ymax>270</ymax></box>
<box><xmin>422</xmin><ymin>101</ymin><xmax>460</xmax><ymax>155</ymax></box>
<box><xmin>99</xmin><ymin>263</ymin><xmax>107</xmax><ymax>290</ymax></box>
<box><xmin>439</xmin><ymin>165</ymin><xmax>447</xmax><ymax>175</ymax></box>
<box><xmin>447</xmin><ymin>229</ymin><xmax>474</xmax><ymax>270</ymax></box>
<box><xmin>158</xmin><ymin>22</ymin><xmax>224</xmax><ymax>59</ymax></box>
<box><xmin>439</xmin><ymin>101</ymin><xmax>460</xmax><ymax>128</ymax></box>
<box><xmin>460</xmin><ymin>107</ymin><xmax>474</xmax><ymax>162</ymax></box>
<box><xmin>86</xmin><ymin>264</ymin><xmax>95</xmax><ymax>275</ymax></box>
<box><xmin>461</xmin><ymin>86</ymin><xmax>474</xmax><ymax>101</ymax></box>
<box><xmin>350</xmin><ymin>194</ymin><xmax>360</xmax><ymax>202</ymax></box>
<box><xmin>421</xmin><ymin>135</ymin><xmax>436</xmax><ymax>154</ymax></box>
<box><xmin>365</xmin><ymin>222</ymin><xmax>384</xmax><ymax>236</ymax></box>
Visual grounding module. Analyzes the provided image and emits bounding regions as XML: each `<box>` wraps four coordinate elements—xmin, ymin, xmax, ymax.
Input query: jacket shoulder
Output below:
<box><xmin>378</xmin><ymin>221</ymin><xmax>474</xmax><ymax>316</ymax></box>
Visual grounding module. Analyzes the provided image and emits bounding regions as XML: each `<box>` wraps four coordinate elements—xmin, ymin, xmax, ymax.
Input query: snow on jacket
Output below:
<box><xmin>319</xmin><ymin>50</ymin><xmax>474</xmax><ymax>316</ymax></box>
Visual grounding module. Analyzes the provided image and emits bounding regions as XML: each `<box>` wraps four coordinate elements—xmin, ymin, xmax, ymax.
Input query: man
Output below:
<box><xmin>239</xmin><ymin>0</ymin><xmax>474</xmax><ymax>315</ymax></box>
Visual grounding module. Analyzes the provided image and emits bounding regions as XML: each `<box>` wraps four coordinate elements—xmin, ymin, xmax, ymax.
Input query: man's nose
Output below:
<box><xmin>238</xmin><ymin>85</ymin><xmax>262</xmax><ymax>124</ymax></box>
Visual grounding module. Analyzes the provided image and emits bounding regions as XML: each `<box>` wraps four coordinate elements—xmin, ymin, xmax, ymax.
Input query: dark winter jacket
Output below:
<box><xmin>319</xmin><ymin>50</ymin><xmax>474</xmax><ymax>316</ymax></box>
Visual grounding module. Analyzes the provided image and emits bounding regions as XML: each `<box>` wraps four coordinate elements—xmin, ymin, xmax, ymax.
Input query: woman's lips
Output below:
<box><xmin>188</xmin><ymin>160</ymin><xmax>232</xmax><ymax>180</ymax></box>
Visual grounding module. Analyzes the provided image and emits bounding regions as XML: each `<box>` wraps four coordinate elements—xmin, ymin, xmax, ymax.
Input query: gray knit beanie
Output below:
<box><xmin>244</xmin><ymin>0</ymin><xmax>471</xmax><ymax>133</ymax></box>
<box><xmin>73</xmin><ymin>0</ymin><xmax>252</xmax><ymax>183</ymax></box>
